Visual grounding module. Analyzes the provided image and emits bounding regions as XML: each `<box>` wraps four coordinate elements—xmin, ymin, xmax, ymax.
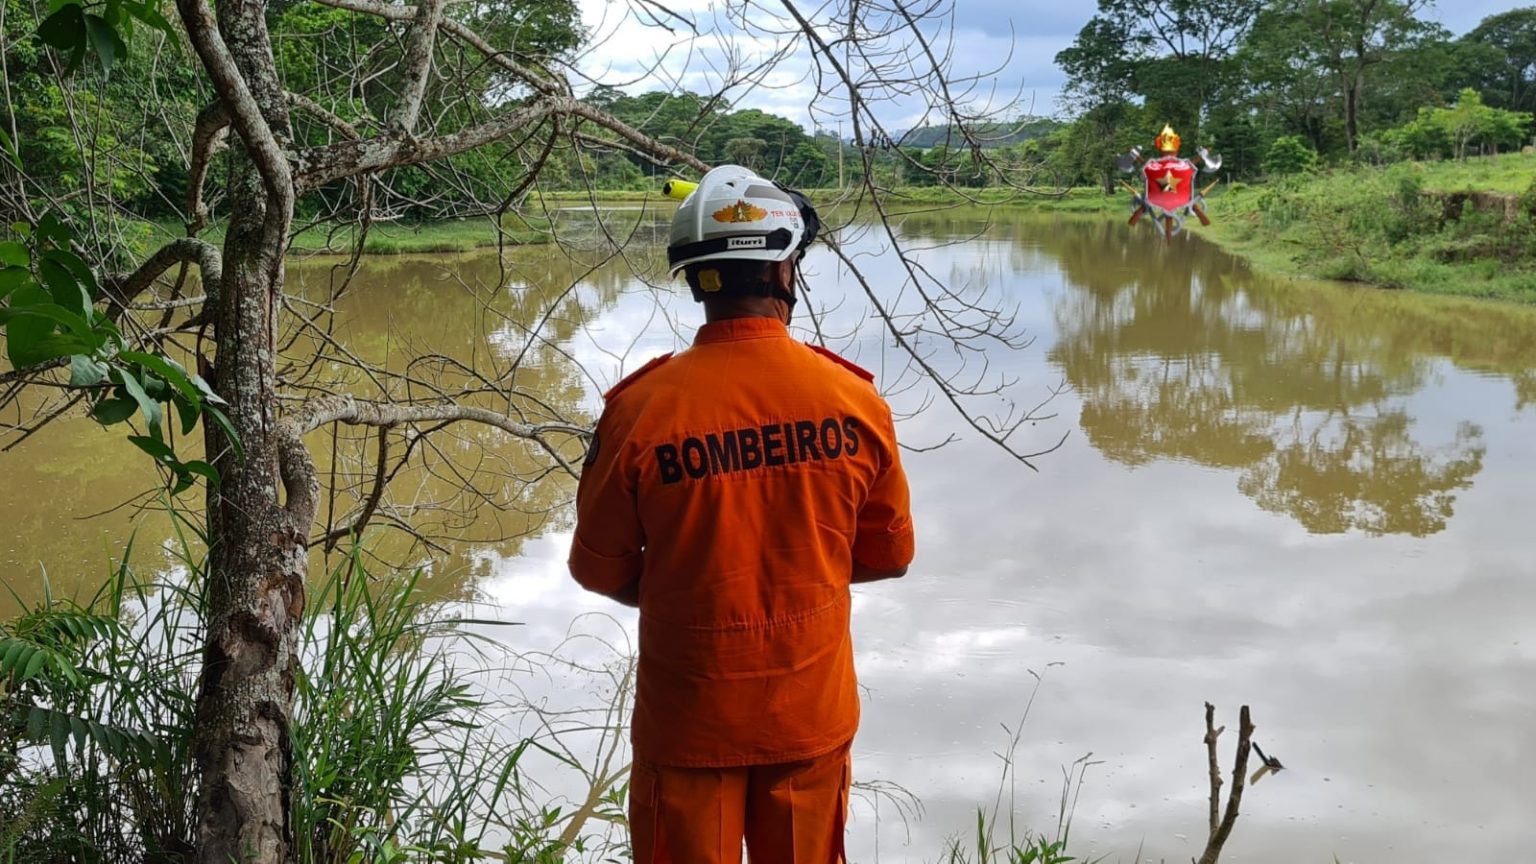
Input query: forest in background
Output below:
<box><xmin>10</xmin><ymin>0</ymin><xmax>1536</xmax><ymax>229</ymax></box>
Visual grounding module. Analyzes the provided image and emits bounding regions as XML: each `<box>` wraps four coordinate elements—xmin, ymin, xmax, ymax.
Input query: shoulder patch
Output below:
<box><xmin>603</xmin><ymin>353</ymin><xmax>673</xmax><ymax>402</ymax></box>
<box><xmin>806</xmin><ymin>344</ymin><xmax>875</xmax><ymax>383</ymax></box>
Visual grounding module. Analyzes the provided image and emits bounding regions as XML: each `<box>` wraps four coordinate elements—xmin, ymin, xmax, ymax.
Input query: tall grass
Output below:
<box><xmin>934</xmin><ymin>671</ymin><xmax>1101</xmax><ymax>864</ymax></box>
<box><xmin>1206</xmin><ymin>156</ymin><xmax>1536</xmax><ymax>302</ymax></box>
<box><xmin>0</xmin><ymin>512</ymin><xmax>591</xmax><ymax>863</ymax></box>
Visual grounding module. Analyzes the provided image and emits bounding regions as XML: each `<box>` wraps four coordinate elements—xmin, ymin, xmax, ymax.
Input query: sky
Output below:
<box><xmin>573</xmin><ymin>0</ymin><xmax>1530</xmax><ymax>130</ymax></box>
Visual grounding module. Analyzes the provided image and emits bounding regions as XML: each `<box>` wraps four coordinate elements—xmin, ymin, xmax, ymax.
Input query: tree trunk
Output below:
<box><xmin>184</xmin><ymin>0</ymin><xmax>311</xmax><ymax>861</ymax></box>
<box><xmin>1344</xmin><ymin>75</ymin><xmax>1360</xmax><ymax>155</ymax></box>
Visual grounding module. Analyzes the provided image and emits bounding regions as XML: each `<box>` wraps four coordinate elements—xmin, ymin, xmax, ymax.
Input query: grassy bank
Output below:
<box><xmin>287</xmin><ymin>217</ymin><xmax>550</xmax><ymax>254</ymax></box>
<box><xmin>128</xmin><ymin>186</ymin><xmax>1117</xmax><ymax>259</ymax></box>
<box><xmin>1201</xmin><ymin>153</ymin><xmax>1536</xmax><ymax>303</ymax></box>
<box><xmin>149</xmin><ymin>156</ymin><xmax>1536</xmax><ymax>308</ymax></box>
<box><xmin>540</xmin><ymin>184</ymin><xmax>1124</xmax><ymax>212</ymax></box>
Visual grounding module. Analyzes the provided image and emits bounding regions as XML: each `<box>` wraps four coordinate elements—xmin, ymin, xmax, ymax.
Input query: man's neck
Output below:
<box><xmin>702</xmin><ymin>298</ymin><xmax>786</xmax><ymax>323</ymax></box>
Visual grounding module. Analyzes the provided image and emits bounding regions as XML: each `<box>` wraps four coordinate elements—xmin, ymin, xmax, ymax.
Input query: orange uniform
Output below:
<box><xmin>568</xmin><ymin>316</ymin><xmax>915</xmax><ymax>861</ymax></box>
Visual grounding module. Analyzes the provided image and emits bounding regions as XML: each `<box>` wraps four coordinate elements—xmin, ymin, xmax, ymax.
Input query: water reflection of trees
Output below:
<box><xmin>283</xmin><ymin>250</ymin><xmax>628</xmax><ymax>597</ymax></box>
<box><xmin>1039</xmin><ymin>219</ymin><xmax>1510</xmax><ymax>537</ymax></box>
<box><xmin>0</xmin><ymin>247</ymin><xmax>641</xmax><ymax>616</ymax></box>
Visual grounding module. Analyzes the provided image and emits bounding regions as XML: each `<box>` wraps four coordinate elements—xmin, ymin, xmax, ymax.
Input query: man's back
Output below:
<box><xmin>570</xmin><ymin>316</ymin><xmax>913</xmax><ymax>767</ymax></box>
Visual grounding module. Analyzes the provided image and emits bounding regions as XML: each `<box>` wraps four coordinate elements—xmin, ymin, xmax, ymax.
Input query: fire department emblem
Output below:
<box><xmin>1115</xmin><ymin>124</ymin><xmax>1222</xmax><ymax>242</ymax></box>
<box><xmin>711</xmin><ymin>200</ymin><xmax>768</xmax><ymax>223</ymax></box>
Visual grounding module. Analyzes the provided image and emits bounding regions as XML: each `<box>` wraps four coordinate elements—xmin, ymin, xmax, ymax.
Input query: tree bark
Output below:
<box><xmin>175</xmin><ymin>0</ymin><xmax>307</xmax><ymax>860</ymax></box>
<box><xmin>1344</xmin><ymin>78</ymin><xmax>1359</xmax><ymax>154</ymax></box>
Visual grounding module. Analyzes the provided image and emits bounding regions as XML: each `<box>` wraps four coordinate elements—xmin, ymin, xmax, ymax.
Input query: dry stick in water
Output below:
<box><xmin>1196</xmin><ymin>703</ymin><xmax>1256</xmax><ymax>864</ymax></box>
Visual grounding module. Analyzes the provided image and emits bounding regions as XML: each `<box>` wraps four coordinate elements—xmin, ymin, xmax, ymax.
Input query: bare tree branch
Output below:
<box><xmin>293</xmin><ymin>96</ymin><xmax>709</xmax><ymax>191</ymax></box>
<box><xmin>188</xmin><ymin>102</ymin><xmax>230</xmax><ymax>232</ymax></box>
<box><xmin>310</xmin><ymin>0</ymin><xmax>567</xmax><ymax>96</ymax></box>
<box><xmin>174</xmin><ymin>0</ymin><xmax>293</xmax><ymax>209</ymax></box>
<box><xmin>285</xmin><ymin>91</ymin><xmax>360</xmax><ymax>140</ymax></box>
<box><xmin>286</xmin><ymin>394</ymin><xmax>586</xmax><ymax>477</ymax></box>
<box><xmin>394</xmin><ymin>0</ymin><xmax>447</xmax><ymax>134</ymax></box>
<box><xmin>294</xmin><ymin>100</ymin><xmax>560</xmax><ymax>190</ymax></box>
<box><xmin>1197</xmin><ymin>703</ymin><xmax>1256</xmax><ymax>864</ymax></box>
<box><xmin>107</xmin><ymin>237</ymin><xmax>224</xmax><ymax>315</ymax></box>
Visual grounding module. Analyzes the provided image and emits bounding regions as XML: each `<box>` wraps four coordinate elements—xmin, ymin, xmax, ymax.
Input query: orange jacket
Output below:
<box><xmin>569</xmin><ymin>317</ymin><xmax>915</xmax><ymax>767</ymax></box>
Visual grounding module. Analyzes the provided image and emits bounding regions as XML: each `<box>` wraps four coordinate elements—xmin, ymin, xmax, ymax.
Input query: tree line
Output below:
<box><xmin>1043</xmin><ymin>0</ymin><xmax>1536</xmax><ymax>191</ymax></box>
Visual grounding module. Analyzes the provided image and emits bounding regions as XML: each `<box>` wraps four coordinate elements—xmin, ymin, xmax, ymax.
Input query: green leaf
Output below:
<box><xmin>113</xmin><ymin>368</ymin><xmax>162</xmax><ymax>438</ymax></box>
<box><xmin>37</xmin><ymin>3</ymin><xmax>85</xmax><ymax>52</ymax></box>
<box><xmin>24</xmin><ymin>334</ymin><xmax>98</xmax><ymax>359</ymax></box>
<box><xmin>83</xmin><ymin>14</ymin><xmax>124</xmax><ymax>77</ymax></box>
<box><xmin>0</xmin><ymin>266</ymin><xmax>29</xmax><ymax>302</ymax></box>
<box><xmin>10</xmin><ymin>221</ymin><xmax>32</xmax><ymax>238</ymax></box>
<box><xmin>0</xmin><ymin>300</ymin><xmax>91</xmax><ymax>335</ymax></box>
<box><xmin>1</xmin><ymin>639</ymin><xmax>30</xmax><ymax>676</ymax></box>
<box><xmin>0</xmin><ymin>127</ymin><xmax>18</xmax><ymax>170</ymax></box>
<box><xmin>127</xmin><ymin>434</ymin><xmax>174</xmax><ymax>462</ymax></box>
<box><xmin>69</xmin><ymin>354</ymin><xmax>108</xmax><ymax>387</ymax></box>
<box><xmin>190</xmin><ymin>372</ymin><xmax>226</xmax><ymax>405</ymax></box>
<box><xmin>25</xmin><ymin>705</ymin><xmax>48</xmax><ymax>741</ymax></box>
<box><xmin>141</xmin><ymin>373</ymin><xmax>171</xmax><ymax>401</ymax></box>
<box><xmin>175</xmin><ymin>395</ymin><xmax>200</xmax><ymax>435</ymax></box>
<box><xmin>0</xmin><ymin>241</ymin><xmax>27</xmax><ymax>267</ymax></box>
<box><xmin>91</xmin><ymin>396</ymin><xmax>137</xmax><ymax>425</ymax></box>
<box><xmin>134</xmin><ymin>2</ymin><xmax>174</xmax><ymax>38</ymax></box>
<box><xmin>50</xmin><ymin>653</ymin><xmax>81</xmax><ymax>686</ymax></box>
<box><xmin>204</xmin><ymin>404</ymin><xmax>243</xmax><ymax>461</ymax></box>
<box><xmin>37</xmin><ymin>255</ymin><xmax>92</xmax><ymax>318</ymax></box>
<box><xmin>182</xmin><ymin>459</ymin><xmax>221</xmax><ymax>487</ymax></box>
<box><xmin>49</xmin><ymin>711</ymin><xmax>69</xmax><ymax>761</ymax></box>
<box><xmin>4</xmin><ymin>285</ymin><xmax>63</xmax><ymax>368</ymax></box>
<box><xmin>20</xmin><ymin>648</ymin><xmax>48</xmax><ymax>683</ymax></box>
<box><xmin>37</xmin><ymin>213</ymin><xmax>69</xmax><ymax>247</ymax></box>
<box><xmin>119</xmin><ymin>351</ymin><xmax>199</xmax><ymax>404</ymax></box>
<box><xmin>42</xmin><ymin>247</ymin><xmax>98</xmax><ymax>300</ymax></box>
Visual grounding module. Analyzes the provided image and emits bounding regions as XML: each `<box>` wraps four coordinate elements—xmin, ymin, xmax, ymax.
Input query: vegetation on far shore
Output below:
<box><xmin>1203</xmin><ymin>153</ymin><xmax>1536</xmax><ymax>303</ymax></box>
<box><xmin>257</xmin><ymin>155</ymin><xmax>1536</xmax><ymax>307</ymax></box>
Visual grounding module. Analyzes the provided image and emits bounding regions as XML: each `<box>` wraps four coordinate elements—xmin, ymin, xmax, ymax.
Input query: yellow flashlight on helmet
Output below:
<box><xmin>662</xmin><ymin>179</ymin><xmax>698</xmax><ymax>200</ymax></box>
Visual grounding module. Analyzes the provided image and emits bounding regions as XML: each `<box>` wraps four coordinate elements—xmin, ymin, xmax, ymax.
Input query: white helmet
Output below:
<box><xmin>666</xmin><ymin>165</ymin><xmax>818</xmax><ymax>277</ymax></box>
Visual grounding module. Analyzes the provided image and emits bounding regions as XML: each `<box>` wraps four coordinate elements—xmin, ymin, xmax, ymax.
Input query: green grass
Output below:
<box><xmin>1396</xmin><ymin>151</ymin><xmax>1536</xmax><ymax>195</ymax></box>
<box><xmin>1201</xmin><ymin>154</ymin><xmax>1536</xmax><ymax>303</ymax></box>
<box><xmin>541</xmin><ymin>184</ymin><xmax>1123</xmax><ymax>213</ymax></box>
<box><xmin>287</xmin><ymin>218</ymin><xmax>550</xmax><ymax>254</ymax></box>
<box><xmin>0</xmin><ymin>514</ymin><xmax>590</xmax><ymax>862</ymax></box>
<box><xmin>830</xmin><ymin>185</ymin><xmax>1121</xmax><ymax>213</ymax></box>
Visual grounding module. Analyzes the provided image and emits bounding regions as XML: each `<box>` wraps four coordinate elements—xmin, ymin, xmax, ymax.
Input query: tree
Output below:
<box><xmin>1415</xmin><ymin>88</ymin><xmax>1533</xmax><ymax>159</ymax></box>
<box><xmin>1464</xmin><ymin>7</ymin><xmax>1536</xmax><ymax>113</ymax></box>
<box><xmin>1</xmin><ymin>0</ymin><xmax>1060</xmax><ymax>858</ymax></box>
<box><xmin>1057</xmin><ymin>0</ymin><xmax>1264</xmax><ymax>145</ymax></box>
<box><xmin>1263</xmin><ymin>134</ymin><xmax>1320</xmax><ymax>175</ymax></box>
<box><xmin>1276</xmin><ymin>0</ymin><xmax>1435</xmax><ymax>155</ymax></box>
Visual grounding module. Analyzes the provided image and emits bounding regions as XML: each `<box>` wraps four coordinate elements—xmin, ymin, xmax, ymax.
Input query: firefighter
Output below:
<box><xmin>569</xmin><ymin>164</ymin><xmax>915</xmax><ymax>863</ymax></box>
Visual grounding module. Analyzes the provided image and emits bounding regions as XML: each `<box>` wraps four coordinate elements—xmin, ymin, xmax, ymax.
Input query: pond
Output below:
<box><xmin>4</xmin><ymin>210</ymin><xmax>1535</xmax><ymax>862</ymax></box>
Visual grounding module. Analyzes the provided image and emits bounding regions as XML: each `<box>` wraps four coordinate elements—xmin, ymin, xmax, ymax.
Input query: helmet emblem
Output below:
<box><xmin>711</xmin><ymin>200</ymin><xmax>768</xmax><ymax>223</ymax></box>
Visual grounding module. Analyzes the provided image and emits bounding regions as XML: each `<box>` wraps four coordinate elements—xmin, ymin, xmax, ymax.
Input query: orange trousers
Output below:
<box><xmin>628</xmin><ymin>745</ymin><xmax>851</xmax><ymax>864</ymax></box>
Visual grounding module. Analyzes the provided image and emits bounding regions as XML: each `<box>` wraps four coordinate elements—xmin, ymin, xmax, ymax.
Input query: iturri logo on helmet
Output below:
<box><xmin>711</xmin><ymin>200</ymin><xmax>768</xmax><ymax>223</ymax></box>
